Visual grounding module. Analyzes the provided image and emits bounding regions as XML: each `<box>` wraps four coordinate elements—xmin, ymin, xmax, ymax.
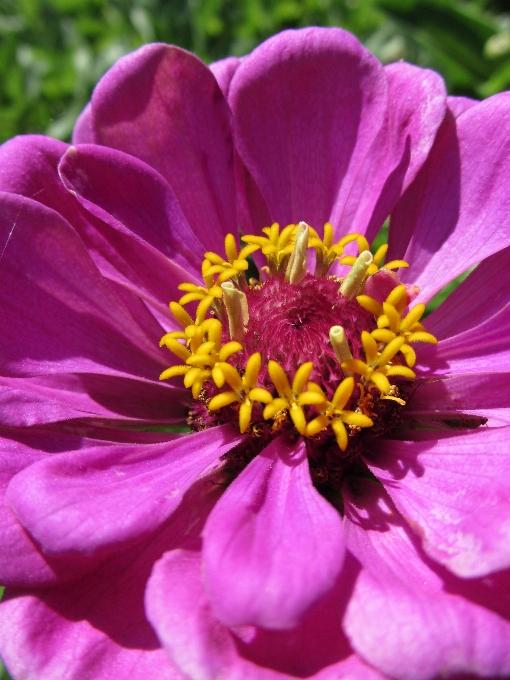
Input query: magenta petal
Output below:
<box><xmin>392</xmin><ymin>92</ymin><xmax>510</xmax><ymax>301</ymax></box>
<box><xmin>0</xmin><ymin>379</ymin><xmax>92</xmax><ymax>427</ymax></box>
<box><xmin>426</xmin><ymin>244</ymin><xmax>510</xmax><ymax>339</ymax></box>
<box><xmin>447</xmin><ymin>95</ymin><xmax>478</xmax><ymax>118</ymax></box>
<box><xmin>202</xmin><ymin>437</ymin><xmax>345</xmax><ymax>630</ymax></box>
<box><xmin>367</xmin><ymin>428</ymin><xmax>510</xmax><ymax>577</ymax></box>
<box><xmin>343</xmin><ymin>481</ymin><xmax>510</xmax><ymax>680</ymax></box>
<box><xmin>59</xmin><ymin>143</ymin><xmax>205</xmax><ymax>277</ymax></box>
<box><xmin>7</xmin><ymin>426</ymin><xmax>244</xmax><ymax>556</ymax></box>
<box><xmin>405</xmin><ymin>372</ymin><xmax>510</xmax><ymax>426</ymax></box>
<box><xmin>416</xmin><ymin>304</ymin><xmax>510</xmax><ymax>376</ymax></box>
<box><xmin>147</xmin><ymin>548</ymin><xmax>382</xmax><ymax>680</ymax></box>
<box><xmin>209</xmin><ymin>56</ymin><xmax>243</xmax><ymax>96</ymax></box>
<box><xmin>0</xmin><ymin>192</ymin><xmax>165</xmax><ymax>379</ymax></box>
<box><xmin>0</xmin><ymin>374</ymin><xmax>188</xmax><ymax>426</ymax></box>
<box><xmin>0</xmin><ymin>427</ymin><xmax>150</xmax><ymax>587</ymax></box>
<box><xmin>0</xmin><ymin>466</ymin><xmax>226</xmax><ymax>680</ymax></box>
<box><xmin>0</xmin><ymin>135</ymin><xmax>68</xmax><ymax>202</ymax></box>
<box><xmin>0</xmin><ymin>437</ymin><xmax>55</xmax><ymax>587</ymax></box>
<box><xmin>90</xmin><ymin>43</ymin><xmax>236</xmax><ymax>255</ymax></box>
<box><xmin>344</xmin><ymin>62</ymin><xmax>446</xmax><ymax>242</ymax></box>
<box><xmin>0</xmin><ymin>135</ymin><xmax>193</xmax><ymax>317</ymax></box>
<box><xmin>72</xmin><ymin>102</ymin><xmax>94</xmax><ymax>143</ymax></box>
<box><xmin>229</xmin><ymin>27</ymin><xmax>387</xmax><ymax>230</ymax></box>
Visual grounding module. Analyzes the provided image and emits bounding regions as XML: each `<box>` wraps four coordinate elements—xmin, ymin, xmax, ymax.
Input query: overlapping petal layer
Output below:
<box><xmin>366</xmin><ymin>428</ymin><xmax>510</xmax><ymax>577</ymax></box>
<box><xmin>7</xmin><ymin>426</ymin><xmax>242</xmax><ymax>557</ymax></box>
<box><xmin>229</xmin><ymin>28</ymin><xmax>388</xmax><ymax>232</ymax></box>
<box><xmin>391</xmin><ymin>92</ymin><xmax>510</xmax><ymax>301</ymax></box>
<box><xmin>202</xmin><ymin>437</ymin><xmax>345</xmax><ymax>630</ymax></box>
<box><xmin>343</xmin><ymin>482</ymin><xmax>510</xmax><ymax>680</ymax></box>
<box><xmin>88</xmin><ymin>44</ymin><xmax>237</xmax><ymax>255</ymax></box>
<box><xmin>0</xmin><ymin>471</ymin><xmax>225</xmax><ymax>680</ymax></box>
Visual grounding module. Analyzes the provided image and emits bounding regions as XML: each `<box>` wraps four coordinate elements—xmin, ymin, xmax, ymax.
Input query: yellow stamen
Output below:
<box><xmin>285</xmin><ymin>221</ymin><xmax>309</xmax><ymax>285</ymax></box>
<box><xmin>159</xmin><ymin>224</ymin><xmax>435</xmax><ymax>446</ymax></box>
<box><xmin>309</xmin><ymin>222</ymin><xmax>345</xmax><ymax>276</ymax></box>
<box><xmin>159</xmin><ymin>365</ymin><xmax>190</xmax><ymax>381</ymax></box>
<box><xmin>356</xmin><ymin>295</ymin><xmax>383</xmax><ymax>317</ymax></box>
<box><xmin>221</xmin><ymin>281</ymin><xmax>249</xmax><ymax>342</ymax></box>
<box><xmin>340</xmin><ymin>251</ymin><xmax>373</xmax><ymax>300</ymax></box>
<box><xmin>169</xmin><ymin>301</ymin><xmax>193</xmax><ymax>328</ymax></box>
<box><xmin>209</xmin><ymin>352</ymin><xmax>273</xmax><ymax>433</ymax></box>
<box><xmin>304</xmin><ymin>376</ymin><xmax>372</xmax><ymax>450</ymax></box>
<box><xmin>358</xmin><ymin>287</ymin><xmax>437</xmax><ymax>367</ymax></box>
<box><xmin>242</xmin><ymin>223</ymin><xmax>299</xmax><ymax>275</ymax></box>
<box><xmin>329</xmin><ymin>326</ymin><xmax>353</xmax><ymax>377</ymax></box>
<box><xmin>203</xmin><ymin>234</ymin><xmax>259</xmax><ymax>287</ymax></box>
<box><xmin>264</xmin><ymin>361</ymin><xmax>322</xmax><ymax>435</ymax></box>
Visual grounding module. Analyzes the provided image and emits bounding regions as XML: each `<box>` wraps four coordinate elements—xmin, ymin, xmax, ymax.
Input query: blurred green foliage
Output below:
<box><xmin>0</xmin><ymin>0</ymin><xmax>509</xmax><ymax>143</ymax></box>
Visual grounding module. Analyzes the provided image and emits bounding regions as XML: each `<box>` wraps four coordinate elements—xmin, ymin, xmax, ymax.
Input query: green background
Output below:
<box><xmin>1</xmin><ymin>0</ymin><xmax>510</xmax><ymax>677</ymax></box>
<box><xmin>1</xmin><ymin>0</ymin><xmax>510</xmax><ymax>145</ymax></box>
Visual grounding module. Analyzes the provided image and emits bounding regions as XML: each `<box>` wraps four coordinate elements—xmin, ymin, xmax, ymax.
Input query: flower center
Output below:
<box><xmin>160</xmin><ymin>222</ymin><xmax>438</xmax><ymax>498</ymax></box>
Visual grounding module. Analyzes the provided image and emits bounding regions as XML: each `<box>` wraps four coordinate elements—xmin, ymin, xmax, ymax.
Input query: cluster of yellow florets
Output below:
<box><xmin>159</xmin><ymin>223</ymin><xmax>438</xmax><ymax>451</ymax></box>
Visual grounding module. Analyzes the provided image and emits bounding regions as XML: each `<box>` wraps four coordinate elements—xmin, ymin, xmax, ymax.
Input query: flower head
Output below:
<box><xmin>2</xmin><ymin>27</ymin><xmax>510</xmax><ymax>680</ymax></box>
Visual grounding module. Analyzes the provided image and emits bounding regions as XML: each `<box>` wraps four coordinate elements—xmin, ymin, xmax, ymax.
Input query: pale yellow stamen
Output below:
<box><xmin>285</xmin><ymin>221</ymin><xmax>309</xmax><ymax>285</ymax></box>
<box><xmin>340</xmin><ymin>251</ymin><xmax>373</xmax><ymax>300</ymax></box>
<box><xmin>329</xmin><ymin>326</ymin><xmax>353</xmax><ymax>377</ymax></box>
<box><xmin>221</xmin><ymin>281</ymin><xmax>249</xmax><ymax>342</ymax></box>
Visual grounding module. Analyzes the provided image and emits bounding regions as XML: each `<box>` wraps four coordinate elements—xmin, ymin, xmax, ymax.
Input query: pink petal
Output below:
<box><xmin>7</xmin><ymin>426</ymin><xmax>243</xmax><ymax>556</ymax></box>
<box><xmin>366</xmin><ymin>427</ymin><xmax>510</xmax><ymax>577</ymax></box>
<box><xmin>202</xmin><ymin>436</ymin><xmax>345</xmax><ymax>630</ymax></box>
<box><xmin>72</xmin><ymin>102</ymin><xmax>93</xmax><ymax>143</ymax></box>
<box><xmin>0</xmin><ymin>192</ymin><xmax>165</xmax><ymax>380</ymax></box>
<box><xmin>209</xmin><ymin>56</ymin><xmax>243</xmax><ymax>96</ymax></box>
<box><xmin>343</xmin><ymin>62</ymin><xmax>446</xmax><ymax>243</ymax></box>
<box><xmin>447</xmin><ymin>95</ymin><xmax>478</xmax><ymax>118</ymax></box>
<box><xmin>0</xmin><ymin>430</ymin><xmax>106</xmax><ymax>587</ymax></box>
<box><xmin>0</xmin><ymin>373</ymin><xmax>188</xmax><ymax>427</ymax></box>
<box><xmin>228</xmin><ymin>27</ymin><xmax>388</xmax><ymax>231</ymax></box>
<box><xmin>59</xmin><ymin>143</ymin><xmax>205</xmax><ymax>279</ymax></box>
<box><xmin>391</xmin><ymin>92</ymin><xmax>510</xmax><ymax>302</ymax></box>
<box><xmin>405</xmin><ymin>371</ymin><xmax>510</xmax><ymax>427</ymax></box>
<box><xmin>0</xmin><ymin>135</ymin><xmax>193</xmax><ymax>320</ymax></box>
<box><xmin>426</xmin><ymin>244</ymin><xmax>510</xmax><ymax>340</ymax></box>
<box><xmin>147</xmin><ymin>549</ymin><xmax>283</xmax><ymax>680</ymax></box>
<box><xmin>0</xmin><ymin>476</ymin><xmax>219</xmax><ymax>680</ymax></box>
<box><xmin>90</xmin><ymin>43</ymin><xmax>236</xmax><ymax>255</ymax></box>
<box><xmin>147</xmin><ymin>548</ymin><xmax>383</xmax><ymax>680</ymax></box>
<box><xmin>0</xmin><ymin>590</ymin><xmax>181</xmax><ymax>680</ymax></box>
<box><xmin>416</xmin><ymin>304</ymin><xmax>510</xmax><ymax>376</ymax></box>
<box><xmin>343</xmin><ymin>481</ymin><xmax>510</xmax><ymax>680</ymax></box>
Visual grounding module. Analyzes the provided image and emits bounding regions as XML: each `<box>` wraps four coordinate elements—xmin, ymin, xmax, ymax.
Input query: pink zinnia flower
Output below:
<box><xmin>2</xmin><ymin>26</ymin><xmax>510</xmax><ymax>680</ymax></box>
